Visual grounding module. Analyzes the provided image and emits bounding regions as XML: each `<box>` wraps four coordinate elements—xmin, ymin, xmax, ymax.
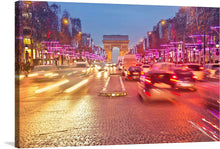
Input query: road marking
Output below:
<box><xmin>64</xmin><ymin>79</ymin><xmax>89</xmax><ymax>93</ymax></box>
<box><xmin>102</xmin><ymin>77</ymin><xmax>110</xmax><ymax>92</ymax></box>
<box><xmin>119</xmin><ymin>76</ymin><xmax>126</xmax><ymax>91</ymax></box>
<box><xmin>188</xmin><ymin>121</ymin><xmax>218</xmax><ymax>141</ymax></box>
<box><xmin>35</xmin><ymin>79</ymin><xmax>69</xmax><ymax>94</ymax></box>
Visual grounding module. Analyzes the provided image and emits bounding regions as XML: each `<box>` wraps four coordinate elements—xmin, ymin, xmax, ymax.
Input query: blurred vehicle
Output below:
<box><xmin>122</xmin><ymin>54</ymin><xmax>137</xmax><ymax>76</ymax></box>
<box><xmin>199</xmin><ymin>82</ymin><xmax>220</xmax><ymax>109</ymax></box>
<box><xmin>112</xmin><ymin>63</ymin><xmax>117</xmax><ymax>67</ymax></box>
<box><xmin>214</xmin><ymin>69</ymin><xmax>220</xmax><ymax>79</ymax></box>
<box><xmin>94</xmin><ymin>62</ymin><xmax>108</xmax><ymax>71</ymax></box>
<box><xmin>125</xmin><ymin>66</ymin><xmax>142</xmax><ymax>80</ymax></box>
<box><xmin>57</xmin><ymin>65</ymin><xmax>71</xmax><ymax>70</ymax></box>
<box><xmin>137</xmin><ymin>70</ymin><xmax>180</xmax><ymax>102</ymax></box>
<box><xmin>184</xmin><ymin>63</ymin><xmax>205</xmax><ymax>81</ymax></box>
<box><xmin>29</xmin><ymin>65</ymin><xmax>59</xmax><ymax>80</ymax></box>
<box><xmin>175</xmin><ymin>64</ymin><xmax>185</xmax><ymax>69</ymax></box>
<box><xmin>136</xmin><ymin>63</ymin><xmax>143</xmax><ymax>67</ymax></box>
<box><xmin>172</xmin><ymin>68</ymin><xmax>197</xmax><ymax>90</ymax></box>
<box><xmin>151</xmin><ymin>62</ymin><xmax>176</xmax><ymax>73</ymax></box>
<box><xmin>74</xmin><ymin>61</ymin><xmax>90</xmax><ymax>74</ymax></box>
<box><xmin>141</xmin><ymin>64</ymin><xmax>150</xmax><ymax>74</ymax></box>
<box><xmin>106</xmin><ymin>62</ymin><xmax>113</xmax><ymax>67</ymax></box>
<box><xmin>90</xmin><ymin>63</ymin><xmax>96</xmax><ymax>68</ymax></box>
<box><xmin>204</xmin><ymin>63</ymin><xmax>220</xmax><ymax>79</ymax></box>
<box><xmin>118</xmin><ymin>62</ymin><xmax>123</xmax><ymax>70</ymax></box>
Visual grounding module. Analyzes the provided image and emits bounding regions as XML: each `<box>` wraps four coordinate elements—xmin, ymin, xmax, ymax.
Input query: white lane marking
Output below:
<box><xmin>119</xmin><ymin>76</ymin><xmax>126</xmax><ymax>91</ymax></box>
<box><xmin>64</xmin><ymin>79</ymin><xmax>89</xmax><ymax>93</ymax></box>
<box><xmin>35</xmin><ymin>79</ymin><xmax>69</xmax><ymax>94</ymax></box>
<box><xmin>188</xmin><ymin>121</ymin><xmax>218</xmax><ymax>141</ymax></box>
<box><xmin>102</xmin><ymin>77</ymin><xmax>110</xmax><ymax>92</ymax></box>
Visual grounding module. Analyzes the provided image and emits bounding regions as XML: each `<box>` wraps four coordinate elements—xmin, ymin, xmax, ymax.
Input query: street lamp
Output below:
<box><xmin>161</xmin><ymin>20</ymin><xmax>165</xmax><ymax>25</ymax></box>
<box><xmin>77</xmin><ymin>31</ymin><xmax>82</xmax><ymax>61</ymax></box>
<box><xmin>63</xmin><ymin>18</ymin><xmax>68</xmax><ymax>24</ymax></box>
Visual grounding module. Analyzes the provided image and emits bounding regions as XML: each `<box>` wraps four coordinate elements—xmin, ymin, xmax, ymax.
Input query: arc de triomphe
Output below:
<box><xmin>102</xmin><ymin>35</ymin><xmax>129</xmax><ymax>62</ymax></box>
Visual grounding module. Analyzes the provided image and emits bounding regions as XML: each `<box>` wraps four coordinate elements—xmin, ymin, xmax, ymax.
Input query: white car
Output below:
<box><xmin>141</xmin><ymin>64</ymin><xmax>150</xmax><ymax>74</ymax></box>
<box><xmin>74</xmin><ymin>61</ymin><xmax>90</xmax><ymax>74</ymax></box>
<box><xmin>28</xmin><ymin>65</ymin><xmax>59</xmax><ymax>80</ymax></box>
<box><xmin>204</xmin><ymin>63</ymin><xmax>220</xmax><ymax>79</ymax></box>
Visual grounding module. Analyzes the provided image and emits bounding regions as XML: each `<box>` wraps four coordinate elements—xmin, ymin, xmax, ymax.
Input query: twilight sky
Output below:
<box><xmin>49</xmin><ymin>2</ymin><xmax>180</xmax><ymax>48</ymax></box>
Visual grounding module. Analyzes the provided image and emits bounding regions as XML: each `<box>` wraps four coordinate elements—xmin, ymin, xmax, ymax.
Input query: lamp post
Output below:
<box><xmin>77</xmin><ymin>31</ymin><xmax>82</xmax><ymax>61</ymax></box>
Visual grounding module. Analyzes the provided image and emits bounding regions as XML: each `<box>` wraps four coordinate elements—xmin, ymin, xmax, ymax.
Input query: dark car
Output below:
<box><xmin>137</xmin><ymin>70</ymin><xmax>181</xmax><ymax>102</ymax></box>
<box><xmin>184</xmin><ymin>64</ymin><xmax>205</xmax><ymax>80</ymax></box>
<box><xmin>172</xmin><ymin>69</ymin><xmax>197</xmax><ymax>90</ymax></box>
<box><xmin>125</xmin><ymin>66</ymin><xmax>143</xmax><ymax>80</ymax></box>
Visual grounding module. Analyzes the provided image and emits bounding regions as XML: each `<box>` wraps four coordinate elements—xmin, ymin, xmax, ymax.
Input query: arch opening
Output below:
<box><xmin>112</xmin><ymin>47</ymin><xmax>120</xmax><ymax>63</ymax></box>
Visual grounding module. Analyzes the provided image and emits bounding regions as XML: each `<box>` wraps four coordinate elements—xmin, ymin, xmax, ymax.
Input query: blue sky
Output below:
<box><xmin>49</xmin><ymin>2</ymin><xmax>180</xmax><ymax>48</ymax></box>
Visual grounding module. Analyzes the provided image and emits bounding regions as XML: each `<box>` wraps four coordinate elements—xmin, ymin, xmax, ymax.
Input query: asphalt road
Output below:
<box><xmin>16</xmin><ymin>67</ymin><xmax>219</xmax><ymax>148</ymax></box>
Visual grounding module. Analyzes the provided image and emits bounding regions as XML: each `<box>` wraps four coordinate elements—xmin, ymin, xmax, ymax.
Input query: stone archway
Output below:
<box><xmin>102</xmin><ymin>35</ymin><xmax>129</xmax><ymax>62</ymax></box>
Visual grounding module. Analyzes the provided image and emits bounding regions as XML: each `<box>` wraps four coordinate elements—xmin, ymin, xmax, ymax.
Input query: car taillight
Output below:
<box><xmin>170</xmin><ymin>75</ymin><xmax>179</xmax><ymax>82</ymax></box>
<box><xmin>144</xmin><ymin>78</ymin><xmax>151</xmax><ymax>84</ymax></box>
<box><xmin>192</xmin><ymin>75</ymin><xmax>198</xmax><ymax>80</ymax></box>
<box><xmin>171</xmin><ymin>75</ymin><xmax>178</xmax><ymax>79</ymax></box>
<box><xmin>199</xmin><ymin>66</ymin><xmax>204</xmax><ymax>70</ymax></box>
<box><xmin>127</xmin><ymin>71</ymin><xmax>131</xmax><ymax>75</ymax></box>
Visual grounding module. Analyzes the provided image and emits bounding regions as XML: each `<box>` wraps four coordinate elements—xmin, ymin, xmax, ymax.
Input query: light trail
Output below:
<box><xmin>188</xmin><ymin>121</ymin><xmax>219</xmax><ymax>141</ymax></box>
<box><xmin>35</xmin><ymin>79</ymin><xmax>69</xmax><ymax>94</ymax></box>
<box><xmin>64</xmin><ymin>79</ymin><xmax>89</xmax><ymax>93</ymax></box>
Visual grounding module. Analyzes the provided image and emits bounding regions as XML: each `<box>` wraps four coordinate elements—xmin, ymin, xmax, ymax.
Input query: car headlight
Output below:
<box><xmin>82</xmin><ymin>70</ymin><xmax>86</xmax><ymax>73</ymax></box>
<box><xmin>97</xmin><ymin>66</ymin><xmax>101</xmax><ymax>69</ymax></box>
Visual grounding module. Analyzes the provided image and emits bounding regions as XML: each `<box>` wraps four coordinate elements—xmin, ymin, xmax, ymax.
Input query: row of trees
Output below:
<box><xmin>148</xmin><ymin>7</ymin><xmax>219</xmax><ymax>49</ymax></box>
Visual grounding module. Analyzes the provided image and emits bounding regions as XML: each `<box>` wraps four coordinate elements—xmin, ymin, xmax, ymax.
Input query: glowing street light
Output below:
<box><xmin>63</xmin><ymin>19</ymin><xmax>69</xmax><ymax>24</ymax></box>
<box><xmin>161</xmin><ymin>20</ymin><xmax>165</xmax><ymax>25</ymax></box>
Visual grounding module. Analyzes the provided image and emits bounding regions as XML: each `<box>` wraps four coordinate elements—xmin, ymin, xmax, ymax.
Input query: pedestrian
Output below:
<box><xmin>24</xmin><ymin>61</ymin><xmax>31</xmax><ymax>77</ymax></box>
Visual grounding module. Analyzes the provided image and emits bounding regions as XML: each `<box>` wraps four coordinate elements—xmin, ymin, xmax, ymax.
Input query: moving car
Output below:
<box><xmin>141</xmin><ymin>64</ymin><xmax>150</xmax><ymax>74</ymax></box>
<box><xmin>172</xmin><ymin>68</ymin><xmax>197</xmax><ymax>90</ymax></box>
<box><xmin>74</xmin><ymin>61</ymin><xmax>90</xmax><ymax>74</ymax></box>
<box><xmin>118</xmin><ymin>62</ymin><xmax>123</xmax><ymax>70</ymax></box>
<box><xmin>125</xmin><ymin>66</ymin><xmax>142</xmax><ymax>80</ymax></box>
<box><xmin>122</xmin><ymin>54</ymin><xmax>137</xmax><ymax>76</ymax></box>
<box><xmin>204</xmin><ymin>63</ymin><xmax>220</xmax><ymax>79</ymax></box>
<box><xmin>94</xmin><ymin>62</ymin><xmax>108</xmax><ymax>71</ymax></box>
<box><xmin>214</xmin><ymin>69</ymin><xmax>220</xmax><ymax>79</ymax></box>
<box><xmin>151</xmin><ymin>62</ymin><xmax>176</xmax><ymax>73</ymax></box>
<box><xmin>199</xmin><ymin>81</ymin><xmax>220</xmax><ymax>109</ymax></box>
<box><xmin>29</xmin><ymin>65</ymin><xmax>59</xmax><ymax>81</ymax></box>
<box><xmin>184</xmin><ymin>63</ymin><xmax>205</xmax><ymax>81</ymax></box>
<box><xmin>137</xmin><ymin>70</ymin><xmax>180</xmax><ymax>102</ymax></box>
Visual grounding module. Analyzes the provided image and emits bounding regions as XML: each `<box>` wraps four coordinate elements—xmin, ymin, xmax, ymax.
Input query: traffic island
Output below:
<box><xmin>99</xmin><ymin>75</ymin><xmax>127</xmax><ymax>97</ymax></box>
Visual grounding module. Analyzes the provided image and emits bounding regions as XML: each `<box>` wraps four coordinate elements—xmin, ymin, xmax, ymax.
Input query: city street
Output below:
<box><xmin>16</xmin><ymin>68</ymin><xmax>219</xmax><ymax>148</ymax></box>
<box><xmin>13</xmin><ymin>2</ymin><xmax>219</xmax><ymax>148</ymax></box>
